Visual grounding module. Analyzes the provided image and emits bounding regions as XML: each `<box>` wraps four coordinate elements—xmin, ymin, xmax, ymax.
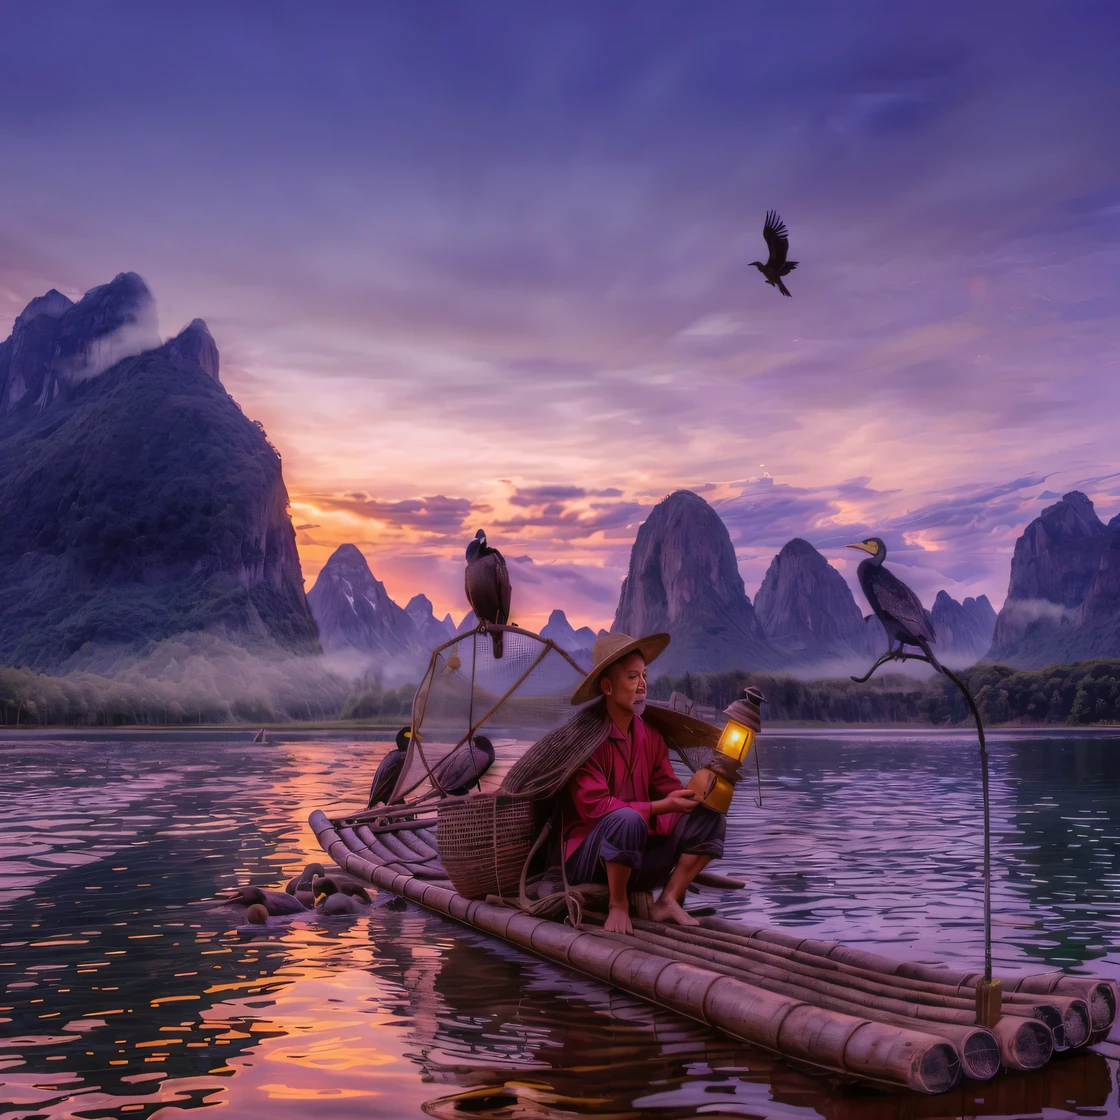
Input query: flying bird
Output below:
<box><xmin>430</xmin><ymin>735</ymin><xmax>496</xmax><ymax>796</ymax></box>
<box><xmin>846</xmin><ymin>537</ymin><xmax>943</xmax><ymax>672</ymax></box>
<box><xmin>464</xmin><ymin>529</ymin><xmax>511</xmax><ymax>658</ymax></box>
<box><xmin>750</xmin><ymin>210</ymin><xmax>798</xmax><ymax>297</ymax></box>
<box><xmin>366</xmin><ymin>727</ymin><xmax>412</xmax><ymax>808</ymax></box>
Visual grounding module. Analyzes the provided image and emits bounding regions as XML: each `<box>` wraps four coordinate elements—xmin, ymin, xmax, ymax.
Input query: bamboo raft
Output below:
<box><xmin>312</xmin><ymin>626</ymin><xmax>1118</xmax><ymax>1096</ymax></box>
<box><xmin>309</xmin><ymin>803</ymin><xmax>1116</xmax><ymax>1096</ymax></box>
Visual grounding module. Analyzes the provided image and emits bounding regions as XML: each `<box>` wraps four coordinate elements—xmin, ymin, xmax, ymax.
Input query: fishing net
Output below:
<box><xmin>389</xmin><ymin>625</ymin><xmax>589</xmax><ymax>804</ymax></box>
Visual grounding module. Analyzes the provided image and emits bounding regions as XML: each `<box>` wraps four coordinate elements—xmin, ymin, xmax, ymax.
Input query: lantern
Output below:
<box><xmin>686</xmin><ymin>687</ymin><xmax>765</xmax><ymax>814</ymax></box>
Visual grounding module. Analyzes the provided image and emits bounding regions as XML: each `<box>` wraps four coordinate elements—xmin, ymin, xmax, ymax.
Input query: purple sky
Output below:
<box><xmin>2</xmin><ymin>2</ymin><xmax>1119</xmax><ymax>629</ymax></box>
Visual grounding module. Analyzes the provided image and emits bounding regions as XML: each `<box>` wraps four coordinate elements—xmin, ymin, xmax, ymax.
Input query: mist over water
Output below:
<box><xmin>2</xmin><ymin>730</ymin><xmax>1120</xmax><ymax>1118</ymax></box>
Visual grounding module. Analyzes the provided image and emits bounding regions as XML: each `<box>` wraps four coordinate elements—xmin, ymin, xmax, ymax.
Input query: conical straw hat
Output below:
<box><xmin>570</xmin><ymin>631</ymin><xmax>670</xmax><ymax>706</ymax></box>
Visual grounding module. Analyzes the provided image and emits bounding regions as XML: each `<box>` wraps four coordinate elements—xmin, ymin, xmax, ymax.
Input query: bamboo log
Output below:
<box><xmin>699</xmin><ymin>915</ymin><xmax>1094</xmax><ymax>1048</ymax></box>
<box><xmin>392</xmin><ymin>827</ymin><xmax>441</xmax><ymax>862</ymax></box>
<box><xmin>309</xmin><ymin>810</ymin><xmax>959</xmax><ymax>1094</ymax></box>
<box><xmin>639</xmin><ymin>920</ymin><xmax>1085</xmax><ymax>1050</ymax></box>
<box><xmin>377</xmin><ymin>828</ymin><xmax>439</xmax><ymax>866</ymax></box>
<box><xmin>587</xmin><ymin>922</ymin><xmax>1000</xmax><ymax>1080</ymax></box>
<box><xmin>347</xmin><ymin>825</ymin><xmax>449</xmax><ymax>882</ymax></box>
<box><xmin>749</xmin><ymin>923</ymin><xmax>1116</xmax><ymax>1036</ymax></box>
<box><xmin>605</xmin><ymin>921</ymin><xmax>1028</xmax><ymax>1076</ymax></box>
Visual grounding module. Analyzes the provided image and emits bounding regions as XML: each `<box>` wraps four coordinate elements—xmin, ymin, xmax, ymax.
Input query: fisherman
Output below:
<box><xmin>562</xmin><ymin>633</ymin><xmax>725</xmax><ymax>934</ymax></box>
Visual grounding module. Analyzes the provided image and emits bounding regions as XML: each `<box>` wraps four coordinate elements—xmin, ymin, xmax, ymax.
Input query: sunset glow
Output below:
<box><xmin>3</xmin><ymin>3</ymin><xmax>1119</xmax><ymax>632</ymax></box>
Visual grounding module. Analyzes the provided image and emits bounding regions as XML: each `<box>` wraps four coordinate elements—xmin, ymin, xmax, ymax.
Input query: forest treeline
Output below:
<box><xmin>649</xmin><ymin>660</ymin><xmax>1120</xmax><ymax>726</ymax></box>
<box><xmin>5</xmin><ymin>650</ymin><xmax>1120</xmax><ymax>727</ymax></box>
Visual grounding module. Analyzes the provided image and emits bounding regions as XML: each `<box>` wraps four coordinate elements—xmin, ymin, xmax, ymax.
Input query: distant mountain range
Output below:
<box><xmin>3</xmin><ymin>275</ymin><xmax>1115</xmax><ymax>685</ymax></box>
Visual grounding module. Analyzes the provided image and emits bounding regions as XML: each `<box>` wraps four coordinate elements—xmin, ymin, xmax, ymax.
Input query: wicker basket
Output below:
<box><xmin>436</xmin><ymin>793</ymin><xmax>538</xmax><ymax>900</ymax></box>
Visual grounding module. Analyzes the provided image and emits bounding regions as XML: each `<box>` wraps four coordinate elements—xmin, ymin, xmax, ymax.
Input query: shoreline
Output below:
<box><xmin>3</xmin><ymin>718</ymin><xmax>1120</xmax><ymax>740</ymax></box>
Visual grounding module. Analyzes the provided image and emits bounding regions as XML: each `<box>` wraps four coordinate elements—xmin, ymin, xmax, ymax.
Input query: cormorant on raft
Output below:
<box><xmin>464</xmin><ymin>529</ymin><xmax>511</xmax><ymax>658</ymax></box>
<box><xmin>846</xmin><ymin>537</ymin><xmax>943</xmax><ymax>672</ymax></box>
<box><xmin>431</xmin><ymin>734</ymin><xmax>495</xmax><ymax>796</ymax></box>
<box><xmin>366</xmin><ymin>727</ymin><xmax>412</xmax><ymax>808</ymax></box>
<box><xmin>750</xmin><ymin>210</ymin><xmax>799</xmax><ymax>297</ymax></box>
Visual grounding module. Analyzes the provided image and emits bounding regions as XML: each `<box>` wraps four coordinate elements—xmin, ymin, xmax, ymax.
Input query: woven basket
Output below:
<box><xmin>436</xmin><ymin>793</ymin><xmax>538</xmax><ymax>900</ymax></box>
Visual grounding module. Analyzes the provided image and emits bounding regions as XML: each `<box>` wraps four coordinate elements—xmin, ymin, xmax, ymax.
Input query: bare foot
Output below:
<box><xmin>604</xmin><ymin>904</ymin><xmax>633</xmax><ymax>935</ymax></box>
<box><xmin>650</xmin><ymin>896</ymin><xmax>700</xmax><ymax>925</ymax></box>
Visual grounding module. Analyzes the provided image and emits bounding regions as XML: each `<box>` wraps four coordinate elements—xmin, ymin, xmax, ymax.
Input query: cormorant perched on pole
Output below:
<box><xmin>750</xmin><ymin>210</ymin><xmax>798</xmax><ymax>297</ymax></box>
<box><xmin>464</xmin><ymin>529</ymin><xmax>511</xmax><ymax>658</ymax></box>
<box><xmin>846</xmin><ymin>537</ymin><xmax>943</xmax><ymax>672</ymax></box>
<box><xmin>366</xmin><ymin>727</ymin><xmax>412</xmax><ymax>808</ymax></box>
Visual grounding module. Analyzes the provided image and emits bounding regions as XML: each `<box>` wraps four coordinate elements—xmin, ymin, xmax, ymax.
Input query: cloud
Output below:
<box><xmin>3</xmin><ymin>4</ymin><xmax>1120</xmax><ymax>631</ymax></box>
<box><xmin>508</xmin><ymin>484</ymin><xmax>623</xmax><ymax>507</ymax></box>
<box><xmin>312</xmin><ymin>493</ymin><xmax>477</xmax><ymax>537</ymax></box>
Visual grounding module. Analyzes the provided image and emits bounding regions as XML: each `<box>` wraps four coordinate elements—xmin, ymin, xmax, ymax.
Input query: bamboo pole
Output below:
<box><xmin>700</xmin><ymin>915</ymin><xmax>1108</xmax><ymax>1043</ymax></box>
<box><xmin>584</xmin><ymin>921</ymin><xmax>1003</xmax><ymax>1080</ymax></box>
<box><xmin>695</xmin><ymin>916</ymin><xmax>1087</xmax><ymax>1048</ymax></box>
<box><xmin>587</xmin><ymin>918</ymin><xmax>1052</xmax><ymax>1076</ymax></box>
<box><xmin>309</xmin><ymin>810</ymin><xmax>960</xmax><ymax>1094</ymax></box>
<box><xmin>392</xmin><ymin>826</ymin><xmax>440</xmax><ymax>862</ymax></box>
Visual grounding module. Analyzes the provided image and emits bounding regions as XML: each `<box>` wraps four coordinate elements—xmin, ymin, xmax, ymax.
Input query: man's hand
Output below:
<box><xmin>652</xmin><ymin>789</ymin><xmax>699</xmax><ymax>816</ymax></box>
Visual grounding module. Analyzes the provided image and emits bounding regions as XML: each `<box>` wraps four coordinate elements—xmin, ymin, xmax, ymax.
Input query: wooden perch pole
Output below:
<box><xmin>851</xmin><ymin>650</ymin><xmax>999</xmax><ymax>1025</ymax></box>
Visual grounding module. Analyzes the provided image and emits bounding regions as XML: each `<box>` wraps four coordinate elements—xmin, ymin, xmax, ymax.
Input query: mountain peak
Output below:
<box><xmin>307</xmin><ymin>545</ymin><xmax>427</xmax><ymax>680</ymax></box>
<box><xmin>613</xmin><ymin>489</ymin><xmax>777</xmax><ymax>673</ymax></box>
<box><xmin>161</xmin><ymin>318</ymin><xmax>220</xmax><ymax>382</ymax></box>
<box><xmin>929</xmin><ymin>590</ymin><xmax>997</xmax><ymax>666</ymax></box>
<box><xmin>754</xmin><ymin>538</ymin><xmax>879</xmax><ymax>663</ymax></box>
<box><xmin>541</xmin><ymin>608</ymin><xmax>596</xmax><ymax>654</ymax></box>
<box><xmin>405</xmin><ymin>593</ymin><xmax>456</xmax><ymax>647</ymax></box>
<box><xmin>0</xmin><ymin>271</ymin><xmax>160</xmax><ymax>417</ymax></box>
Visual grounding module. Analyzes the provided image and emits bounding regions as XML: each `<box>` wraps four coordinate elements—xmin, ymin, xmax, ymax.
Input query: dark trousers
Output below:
<box><xmin>564</xmin><ymin>805</ymin><xmax>725</xmax><ymax>891</ymax></box>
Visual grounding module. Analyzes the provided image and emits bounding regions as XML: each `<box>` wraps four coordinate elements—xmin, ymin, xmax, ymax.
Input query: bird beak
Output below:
<box><xmin>845</xmin><ymin>542</ymin><xmax>877</xmax><ymax>555</ymax></box>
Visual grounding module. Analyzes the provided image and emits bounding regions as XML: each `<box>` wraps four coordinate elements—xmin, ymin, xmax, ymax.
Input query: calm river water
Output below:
<box><xmin>3</xmin><ymin>729</ymin><xmax>1120</xmax><ymax>1119</ymax></box>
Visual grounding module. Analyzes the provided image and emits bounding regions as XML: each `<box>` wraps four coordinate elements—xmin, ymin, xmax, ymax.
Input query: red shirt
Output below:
<box><xmin>561</xmin><ymin>712</ymin><xmax>685</xmax><ymax>860</ymax></box>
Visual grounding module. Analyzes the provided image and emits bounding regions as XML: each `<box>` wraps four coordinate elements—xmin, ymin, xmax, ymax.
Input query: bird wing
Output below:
<box><xmin>432</xmin><ymin>740</ymin><xmax>495</xmax><ymax>794</ymax></box>
<box><xmin>493</xmin><ymin>548</ymin><xmax>511</xmax><ymax>624</ymax></box>
<box><xmin>465</xmin><ymin>554</ymin><xmax>504</xmax><ymax>626</ymax></box>
<box><xmin>872</xmin><ymin>567</ymin><xmax>935</xmax><ymax>641</ymax></box>
<box><xmin>763</xmin><ymin>210</ymin><xmax>790</xmax><ymax>268</ymax></box>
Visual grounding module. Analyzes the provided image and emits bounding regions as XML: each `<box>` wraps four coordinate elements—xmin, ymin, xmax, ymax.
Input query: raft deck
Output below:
<box><xmin>310</xmin><ymin>804</ymin><xmax>1117</xmax><ymax>1097</ymax></box>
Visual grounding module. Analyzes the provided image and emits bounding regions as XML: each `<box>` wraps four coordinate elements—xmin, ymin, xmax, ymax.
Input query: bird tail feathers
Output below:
<box><xmin>917</xmin><ymin>637</ymin><xmax>944</xmax><ymax>674</ymax></box>
<box><xmin>777</xmin><ymin>279</ymin><xmax>792</xmax><ymax>297</ymax></box>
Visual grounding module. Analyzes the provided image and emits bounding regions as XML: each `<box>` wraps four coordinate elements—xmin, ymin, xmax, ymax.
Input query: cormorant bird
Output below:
<box><xmin>465</xmin><ymin>529</ymin><xmax>511</xmax><ymax>658</ymax></box>
<box><xmin>750</xmin><ymin>210</ymin><xmax>798</xmax><ymax>297</ymax></box>
<box><xmin>846</xmin><ymin>537</ymin><xmax>943</xmax><ymax>672</ymax></box>
<box><xmin>285</xmin><ymin>862</ymin><xmax>325</xmax><ymax>897</ymax></box>
<box><xmin>223</xmin><ymin>885</ymin><xmax>308</xmax><ymax>915</ymax></box>
<box><xmin>313</xmin><ymin>876</ymin><xmax>372</xmax><ymax>914</ymax></box>
<box><xmin>430</xmin><ymin>735</ymin><xmax>496</xmax><ymax>796</ymax></box>
<box><xmin>312</xmin><ymin>876</ymin><xmax>372</xmax><ymax>908</ymax></box>
<box><xmin>366</xmin><ymin>727</ymin><xmax>412</xmax><ymax>808</ymax></box>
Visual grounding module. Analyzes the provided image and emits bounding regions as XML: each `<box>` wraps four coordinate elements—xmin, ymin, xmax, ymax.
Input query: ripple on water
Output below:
<box><xmin>2</xmin><ymin>732</ymin><xmax>1120</xmax><ymax>1118</ymax></box>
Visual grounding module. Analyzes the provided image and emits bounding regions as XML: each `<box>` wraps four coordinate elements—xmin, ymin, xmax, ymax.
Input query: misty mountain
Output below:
<box><xmin>406</xmin><ymin>594</ymin><xmax>456</xmax><ymax>648</ymax></box>
<box><xmin>540</xmin><ymin>609</ymin><xmax>596</xmax><ymax>660</ymax></box>
<box><xmin>0</xmin><ymin>274</ymin><xmax>318</xmax><ymax>671</ymax></box>
<box><xmin>754</xmin><ymin>538</ymin><xmax>882</xmax><ymax>666</ymax></box>
<box><xmin>929</xmin><ymin>591</ymin><xmax>997</xmax><ymax>666</ymax></box>
<box><xmin>988</xmin><ymin>491</ymin><xmax>1120</xmax><ymax>667</ymax></box>
<box><xmin>612</xmin><ymin>489</ymin><xmax>780</xmax><ymax>675</ymax></box>
<box><xmin>307</xmin><ymin>544</ymin><xmax>431</xmax><ymax>680</ymax></box>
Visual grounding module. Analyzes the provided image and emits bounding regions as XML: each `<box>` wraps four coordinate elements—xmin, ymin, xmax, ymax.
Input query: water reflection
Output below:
<box><xmin>1</xmin><ymin>732</ymin><xmax>1119</xmax><ymax>1118</ymax></box>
